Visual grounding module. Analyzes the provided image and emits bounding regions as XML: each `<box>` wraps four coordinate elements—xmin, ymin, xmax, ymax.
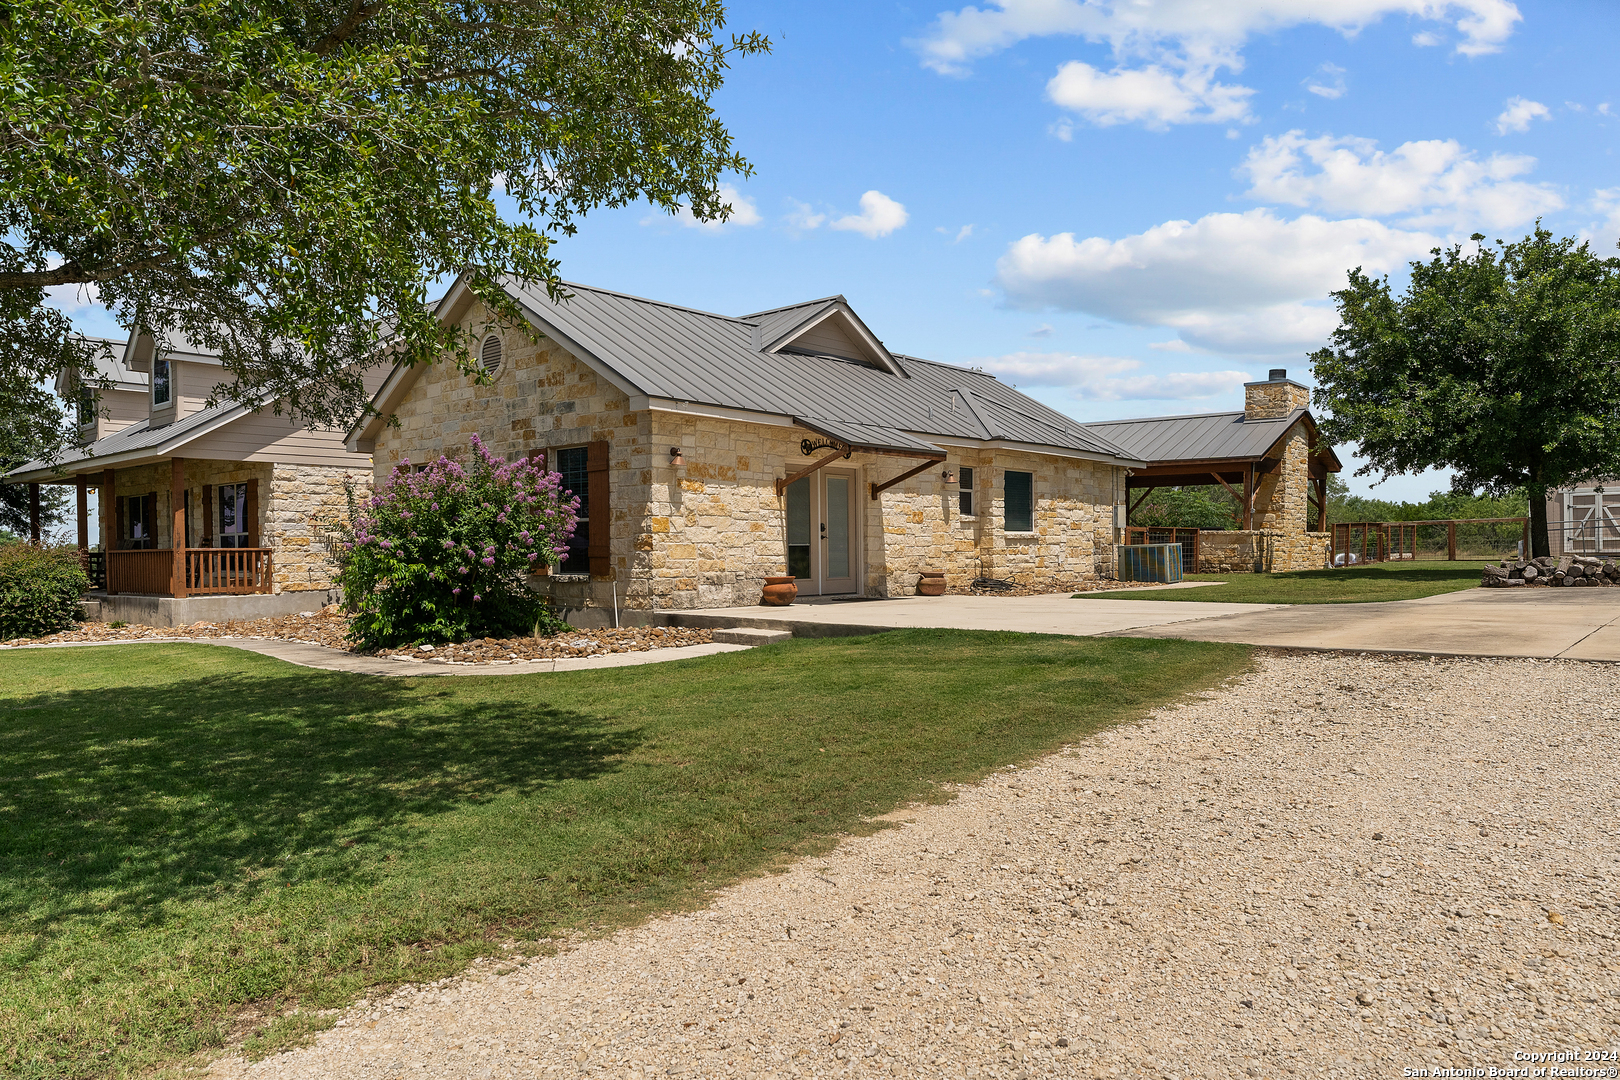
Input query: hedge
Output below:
<box><xmin>0</xmin><ymin>541</ymin><xmax>89</xmax><ymax>640</ymax></box>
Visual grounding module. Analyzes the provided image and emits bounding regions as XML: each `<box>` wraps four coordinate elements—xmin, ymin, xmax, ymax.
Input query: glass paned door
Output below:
<box><xmin>785</xmin><ymin>477</ymin><xmax>812</xmax><ymax>581</ymax></box>
<box><xmin>822</xmin><ymin>472</ymin><xmax>856</xmax><ymax>593</ymax></box>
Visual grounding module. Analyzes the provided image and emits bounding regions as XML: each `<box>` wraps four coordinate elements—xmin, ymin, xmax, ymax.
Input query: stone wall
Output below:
<box><xmin>268</xmin><ymin>464</ymin><xmax>373</xmax><ymax>593</ymax></box>
<box><xmin>1198</xmin><ymin>529</ymin><xmax>1330</xmax><ymax>573</ymax></box>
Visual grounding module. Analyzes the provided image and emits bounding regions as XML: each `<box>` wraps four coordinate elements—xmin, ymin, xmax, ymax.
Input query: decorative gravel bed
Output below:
<box><xmin>209</xmin><ymin>650</ymin><xmax>1620</xmax><ymax>1080</ymax></box>
<box><xmin>3</xmin><ymin>609</ymin><xmax>712</xmax><ymax>663</ymax></box>
<box><xmin>943</xmin><ymin>579</ymin><xmax>1165</xmax><ymax>597</ymax></box>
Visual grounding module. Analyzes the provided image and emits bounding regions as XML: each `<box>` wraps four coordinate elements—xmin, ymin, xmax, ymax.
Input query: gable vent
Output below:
<box><xmin>480</xmin><ymin>334</ymin><xmax>503</xmax><ymax>376</ymax></box>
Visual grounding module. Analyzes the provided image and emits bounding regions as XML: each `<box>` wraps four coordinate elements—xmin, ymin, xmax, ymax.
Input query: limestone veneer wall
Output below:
<box><xmin>1198</xmin><ymin>529</ymin><xmax>1330</xmax><ymax>573</ymax></box>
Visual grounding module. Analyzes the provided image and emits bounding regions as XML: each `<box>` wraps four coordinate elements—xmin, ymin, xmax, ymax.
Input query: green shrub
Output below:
<box><xmin>335</xmin><ymin>434</ymin><xmax>577</xmax><ymax>649</ymax></box>
<box><xmin>0</xmin><ymin>542</ymin><xmax>89</xmax><ymax>639</ymax></box>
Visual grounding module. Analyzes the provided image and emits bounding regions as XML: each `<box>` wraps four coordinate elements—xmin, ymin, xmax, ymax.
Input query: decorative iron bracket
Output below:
<box><xmin>800</xmin><ymin>437</ymin><xmax>852</xmax><ymax>458</ymax></box>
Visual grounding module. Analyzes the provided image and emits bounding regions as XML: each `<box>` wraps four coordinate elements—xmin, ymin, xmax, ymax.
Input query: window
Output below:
<box><xmin>218</xmin><ymin>483</ymin><xmax>250</xmax><ymax>547</ymax></box>
<box><xmin>153</xmin><ymin>358</ymin><xmax>172</xmax><ymax>405</ymax></box>
<box><xmin>480</xmin><ymin>334</ymin><xmax>503</xmax><ymax>377</ymax></box>
<box><xmin>958</xmin><ymin>466</ymin><xmax>975</xmax><ymax>517</ymax></box>
<box><xmin>555</xmin><ymin>445</ymin><xmax>590</xmax><ymax>572</ymax></box>
<box><xmin>123</xmin><ymin>493</ymin><xmax>156</xmax><ymax>549</ymax></box>
<box><xmin>1004</xmin><ymin>470</ymin><xmax>1033</xmax><ymax>533</ymax></box>
<box><xmin>77</xmin><ymin>385</ymin><xmax>96</xmax><ymax>428</ymax></box>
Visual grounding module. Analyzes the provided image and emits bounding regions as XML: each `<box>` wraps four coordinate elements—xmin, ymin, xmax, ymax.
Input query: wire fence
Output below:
<box><xmin>1330</xmin><ymin>518</ymin><xmax>1529</xmax><ymax>566</ymax></box>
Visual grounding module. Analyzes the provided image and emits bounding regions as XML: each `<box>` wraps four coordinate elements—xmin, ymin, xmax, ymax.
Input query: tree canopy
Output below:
<box><xmin>1</xmin><ymin>0</ymin><xmax>765</xmax><ymax>455</ymax></box>
<box><xmin>1310</xmin><ymin>226</ymin><xmax>1620</xmax><ymax>557</ymax></box>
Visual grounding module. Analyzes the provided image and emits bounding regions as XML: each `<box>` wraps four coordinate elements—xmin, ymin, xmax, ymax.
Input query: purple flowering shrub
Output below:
<box><xmin>336</xmin><ymin>435</ymin><xmax>578</xmax><ymax>648</ymax></box>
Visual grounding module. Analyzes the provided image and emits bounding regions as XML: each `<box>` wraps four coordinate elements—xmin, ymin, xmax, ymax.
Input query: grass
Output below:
<box><xmin>0</xmin><ymin>631</ymin><xmax>1251</xmax><ymax>1079</ymax></box>
<box><xmin>1082</xmin><ymin>560</ymin><xmax>1488</xmax><ymax>604</ymax></box>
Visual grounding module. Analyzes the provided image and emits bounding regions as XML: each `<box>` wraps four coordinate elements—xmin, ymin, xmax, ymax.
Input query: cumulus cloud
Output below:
<box><xmin>978</xmin><ymin>351</ymin><xmax>1252</xmax><ymax>401</ymax></box>
<box><xmin>909</xmin><ymin>0</ymin><xmax>1521</xmax><ymax>76</ymax></box>
<box><xmin>1239</xmin><ymin>130</ymin><xmax>1564</xmax><ymax>230</ymax></box>
<box><xmin>829</xmin><ymin>191</ymin><xmax>910</xmax><ymax>239</ymax></box>
<box><xmin>1494</xmin><ymin>96</ymin><xmax>1550</xmax><ymax>135</ymax></box>
<box><xmin>1046</xmin><ymin>60</ymin><xmax>1254</xmax><ymax>128</ymax></box>
<box><xmin>643</xmin><ymin>183</ymin><xmax>761</xmax><ymax>231</ymax></box>
<box><xmin>784</xmin><ymin>199</ymin><xmax>827</xmax><ymax>232</ymax></box>
<box><xmin>994</xmin><ymin>208</ymin><xmax>1439</xmax><ymax>355</ymax></box>
<box><xmin>42</xmin><ymin>281</ymin><xmax>104</xmax><ymax>315</ymax></box>
<box><xmin>1304</xmin><ymin>63</ymin><xmax>1347</xmax><ymax>100</ymax></box>
<box><xmin>936</xmin><ymin>223</ymin><xmax>976</xmax><ymax>242</ymax></box>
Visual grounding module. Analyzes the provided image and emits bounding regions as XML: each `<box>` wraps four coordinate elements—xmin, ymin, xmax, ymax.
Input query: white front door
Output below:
<box><xmin>785</xmin><ymin>468</ymin><xmax>860</xmax><ymax>595</ymax></box>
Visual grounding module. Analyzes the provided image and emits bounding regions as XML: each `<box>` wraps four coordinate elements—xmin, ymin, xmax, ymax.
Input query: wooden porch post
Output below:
<box><xmin>76</xmin><ymin>475</ymin><xmax>89</xmax><ymax>553</ymax></box>
<box><xmin>1315</xmin><ymin>475</ymin><xmax>1328</xmax><ymax>532</ymax></box>
<box><xmin>102</xmin><ymin>468</ymin><xmax>117</xmax><ymax>594</ymax></box>
<box><xmin>1242</xmin><ymin>466</ymin><xmax>1253</xmax><ymax>530</ymax></box>
<box><xmin>28</xmin><ymin>483</ymin><xmax>41</xmax><ymax>541</ymax></box>
<box><xmin>170</xmin><ymin>458</ymin><xmax>188</xmax><ymax>598</ymax></box>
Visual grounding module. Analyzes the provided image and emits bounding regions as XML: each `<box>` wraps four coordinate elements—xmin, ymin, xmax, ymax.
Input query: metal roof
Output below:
<box><xmin>485</xmin><ymin>279</ymin><xmax>1141</xmax><ymax>465</ymax></box>
<box><xmin>1082</xmin><ymin>408</ymin><xmax>1309</xmax><ymax>464</ymax></box>
<box><xmin>793</xmin><ymin>417</ymin><xmax>944</xmax><ymax>456</ymax></box>
<box><xmin>6</xmin><ymin>398</ymin><xmax>249</xmax><ymax>481</ymax></box>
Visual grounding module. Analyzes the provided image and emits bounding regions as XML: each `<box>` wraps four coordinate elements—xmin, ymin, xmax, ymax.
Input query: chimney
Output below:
<box><xmin>1245</xmin><ymin>369</ymin><xmax>1311</xmax><ymax>420</ymax></box>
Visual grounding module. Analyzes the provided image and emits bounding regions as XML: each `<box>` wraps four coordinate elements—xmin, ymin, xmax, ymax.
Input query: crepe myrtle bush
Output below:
<box><xmin>337</xmin><ymin>435</ymin><xmax>577</xmax><ymax>648</ymax></box>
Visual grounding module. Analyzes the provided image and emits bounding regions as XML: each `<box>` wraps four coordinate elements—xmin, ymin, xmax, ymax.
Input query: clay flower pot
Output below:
<box><xmin>761</xmin><ymin>575</ymin><xmax>798</xmax><ymax>606</ymax></box>
<box><xmin>916</xmin><ymin>569</ymin><xmax>946</xmax><ymax>596</ymax></box>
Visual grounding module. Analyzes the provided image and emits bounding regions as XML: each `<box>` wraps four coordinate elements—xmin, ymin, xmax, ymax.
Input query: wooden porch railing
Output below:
<box><xmin>104</xmin><ymin>548</ymin><xmax>273</xmax><ymax>596</ymax></box>
<box><xmin>185</xmin><ymin>548</ymin><xmax>273</xmax><ymax>595</ymax></box>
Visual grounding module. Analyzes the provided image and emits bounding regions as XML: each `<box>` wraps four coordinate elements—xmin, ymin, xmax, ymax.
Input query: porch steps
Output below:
<box><xmin>660</xmin><ymin>612</ymin><xmax>895</xmax><ymax>640</ymax></box>
<box><xmin>710</xmin><ymin>626</ymin><xmax>795</xmax><ymax>647</ymax></box>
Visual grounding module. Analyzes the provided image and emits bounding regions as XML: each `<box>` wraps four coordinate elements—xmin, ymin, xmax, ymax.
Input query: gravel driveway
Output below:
<box><xmin>211</xmin><ymin>651</ymin><xmax>1620</xmax><ymax>1080</ymax></box>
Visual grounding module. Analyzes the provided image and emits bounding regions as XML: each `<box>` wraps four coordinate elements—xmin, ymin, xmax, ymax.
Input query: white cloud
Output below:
<box><xmin>910</xmin><ymin>0</ymin><xmax>1521</xmax><ymax>76</ymax></box>
<box><xmin>1048</xmin><ymin>117</ymin><xmax>1075</xmax><ymax>141</ymax></box>
<box><xmin>978</xmin><ymin>351</ymin><xmax>1251</xmax><ymax>401</ymax></box>
<box><xmin>1239</xmin><ymin>130</ymin><xmax>1563</xmax><ymax>230</ymax></box>
<box><xmin>829</xmin><ymin>191</ymin><xmax>910</xmax><ymax>239</ymax></box>
<box><xmin>1149</xmin><ymin>339</ymin><xmax>1194</xmax><ymax>352</ymax></box>
<box><xmin>1599</xmin><ymin>103</ymin><xmax>1614</xmax><ymax>117</ymax></box>
<box><xmin>1412</xmin><ymin>30</ymin><xmax>1442</xmax><ymax>45</ymax></box>
<box><xmin>1047</xmin><ymin>60</ymin><xmax>1254</xmax><ymax>128</ymax></box>
<box><xmin>994</xmin><ymin>208</ymin><xmax>1440</xmax><ymax>355</ymax></box>
<box><xmin>784</xmin><ymin>199</ymin><xmax>827</xmax><ymax>232</ymax></box>
<box><xmin>1494</xmin><ymin>96</ymin><xmax>1550</xmax><ymax>135</ymax></box>
<box><xmin>1304</xmin><ymin>63</ymin><xmax>1347</xmax><ymax>100</ymax></box>
<box><xmin>42</xmin><ymin>281</ymin><xmax>103</xmax><ymax>315</ymax></box>
<box><xmin>647</xmin><ymin>183</ymin><xmax>761</xmax><ymax>231</ymax></box>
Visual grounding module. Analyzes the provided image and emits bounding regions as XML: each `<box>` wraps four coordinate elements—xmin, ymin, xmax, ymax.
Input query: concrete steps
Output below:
<box><xmin>661</xmin><ymin>611</ymin><xmax>896</xmax><ymax>639</ymax></box>
<box><xmin>710</xmin><ymin>626</ymin><xmax>794</xmax><ymax>646</ymax></box>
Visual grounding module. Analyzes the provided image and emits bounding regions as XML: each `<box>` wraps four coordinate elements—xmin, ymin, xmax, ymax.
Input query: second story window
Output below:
<box><xmin>77</xmin><ymin>385</ymin><xmax>96</xmax><ymax>428</ymax></box>
<box><xmin>153</xmin><ymin>358</ymin><xmax>172</xmax><ymax>405</ymax></box>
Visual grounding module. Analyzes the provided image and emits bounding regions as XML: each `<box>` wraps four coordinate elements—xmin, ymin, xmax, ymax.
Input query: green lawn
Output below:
<box><xmin>1083</xmin><ymin>560</ymin><xmax>1487</xmax><ymax>604</ymax></box>
<box><xmin>0</xmin><ymin>632</ymin><xmax>1250</xmax><ymax>1079</ymax></box>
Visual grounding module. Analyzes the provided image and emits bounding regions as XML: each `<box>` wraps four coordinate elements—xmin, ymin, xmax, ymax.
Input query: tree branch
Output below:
<box><xmin>310</xmin><ymin>0</ymin><xmax>391</xmax><ymax>57</ymax></box>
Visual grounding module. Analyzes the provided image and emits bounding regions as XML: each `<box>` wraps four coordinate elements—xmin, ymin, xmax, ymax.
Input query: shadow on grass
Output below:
<box><xmin>0</xmin><ymin>668</ymin><xmax>639</xmax><ymax>941</ymax></box>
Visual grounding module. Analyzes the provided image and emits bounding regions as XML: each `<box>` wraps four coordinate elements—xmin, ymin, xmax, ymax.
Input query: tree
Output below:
<box><xmin>1129</xmin><ymin>485</ymin><xmax>1239</xmax><ymax>529</ymax></box>
<box><xmin>1310</xmin><ymin>226</ymin><xmax>1620</xmax><ymax>557</ymax></box>
<box><xmin>0</xmin><ymin>0</ymin><xmax>766</xmax><ymax>456</ymax></box>
<box><xmin>0</xmin><ymin>394</ymin><xmax>71</xmax><ymax>537</ymax></box>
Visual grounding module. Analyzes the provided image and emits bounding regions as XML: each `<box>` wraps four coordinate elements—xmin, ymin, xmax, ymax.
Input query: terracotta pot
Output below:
<box><xmin>761</xmin><ymin>575</ymin><xmax>798</xmax><ymax>606</ymax></box>
<box><xmin>916</xmin><ymin>570</ymin><xmax>946</xmax><ymax>596</ymax></box>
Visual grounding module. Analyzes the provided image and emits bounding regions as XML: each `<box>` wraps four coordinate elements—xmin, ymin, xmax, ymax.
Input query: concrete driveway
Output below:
<box><xmin>677</xmin><ymin>585</ymin><xmax>1620</xmax><ymax>661</ymax></box>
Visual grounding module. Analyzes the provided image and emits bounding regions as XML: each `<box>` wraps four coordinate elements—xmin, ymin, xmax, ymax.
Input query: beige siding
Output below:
<box><xmin>788</xmin><ymin>318</ymin><xmax>869</xmax><ymax>362</ymax></box>
<box><xmin>185</xmin><ymin>407</ymin><xmax>377</xmax><ymax>467</ymax></box>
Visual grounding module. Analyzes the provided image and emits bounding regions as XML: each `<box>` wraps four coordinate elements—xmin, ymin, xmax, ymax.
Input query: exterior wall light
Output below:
<box><xmin>941</xmin><ymin>469</ymin><xmax>957</xmax><ymax>484</ymax></box>
<box><xmin>669</xmin><ymin>447</ymin><xmax>684</xmax><ymax>467</ymax></box>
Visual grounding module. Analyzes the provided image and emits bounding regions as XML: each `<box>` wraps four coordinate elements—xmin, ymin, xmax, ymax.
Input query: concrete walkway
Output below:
<box><xmin>679</xmin><ymin>586</ymin><xmax>1620</xmax><ymax>661</ymax></box>
<box><xmin>3</xmin><ymin>636</ymin><xmax>751</xmax><ymax>676</ymax></box>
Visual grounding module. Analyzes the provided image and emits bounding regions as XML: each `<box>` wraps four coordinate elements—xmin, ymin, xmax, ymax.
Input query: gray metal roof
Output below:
<box><xmin>6</xmin><ymin>398</ymin><xmax>248</xmax><ymax>480</ymax></box>
<box><xmin>793</xmin><ymin>417</ymin><xmax>944</xmax><ymax>456</ymax></box>
<box><xmin>1082</xmin><ymin>408</ymin><xmax>1307</xmax><ymax>464</ymax></box>
<box><xmin>497</xmin><ymin>279</ymin><xmax>1140</xmax><ymax>464</ymax></box>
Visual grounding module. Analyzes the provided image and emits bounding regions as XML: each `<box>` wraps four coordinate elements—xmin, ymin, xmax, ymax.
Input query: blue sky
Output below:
<box><xmin>55</xmin><ymin>0</ymin><xmax>1618</xmax><ymax>500</ymax></box>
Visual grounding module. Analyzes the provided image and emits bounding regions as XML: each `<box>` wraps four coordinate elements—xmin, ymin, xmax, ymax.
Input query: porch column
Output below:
<box><xmin>76</xmin><ymin>475</ymin><xmax>89</xmax><ymax>553</ymax></box>
<box><xmin>1242</xmin><ymin>466</ymin><xmax>1254</xmax><ymax>531</ymax></box>
<box><xmin>28</xmin><ymin>483</ymin><xmax>41</xmax><ymax>541</ymax></box>
<box><xmin>102</xmin><ymin>468</ymin><xmax>117</xmax><ymax>594</ymax></box>
<box><xmin>1315</xmin><ymin>475</ymin><xmax>1327</xmax><ymax>532</ymax></box>
<box><xmin>170</xmin><ymin>457</ymin><xmax>187</xmax><ymax>598</ymax></box>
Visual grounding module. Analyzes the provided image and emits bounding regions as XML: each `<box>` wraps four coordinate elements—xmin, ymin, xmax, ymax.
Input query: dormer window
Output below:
<box><xmin>153</xmin><ymin>358</ymin><xmax>172</xmax><ymax>405</ymax></box>
<box><xmin>77</xmin><ymin>385</ymin><xmax>96</xmax><ymax>428</ymax></box>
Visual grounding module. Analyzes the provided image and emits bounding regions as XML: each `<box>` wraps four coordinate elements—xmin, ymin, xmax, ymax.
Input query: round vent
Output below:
<box><xmin>479</xmin><ymin>334</ymin><xmax>503</xmax><ymax>376</ymax></box>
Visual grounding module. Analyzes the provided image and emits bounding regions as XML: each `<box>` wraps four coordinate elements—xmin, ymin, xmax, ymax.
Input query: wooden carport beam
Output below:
<box><xmin>776</xmin><ymin>449</ymin><xmax>849</xmax><ymax>497</ymax></box>
<box><xmin>870</xmin><ymin>456</ymin><xmax>945</xmax><ymax>500</ymax></box>
<box><xmin>1127</xmin><ymin>487</ymin><xmax>1154</xmax><ymax>521</ymax></box>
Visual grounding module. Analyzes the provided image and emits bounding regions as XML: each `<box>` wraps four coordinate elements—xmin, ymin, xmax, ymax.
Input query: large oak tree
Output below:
<box><xmin>1310</xmin><ymin>227</ymin><xmax>1620</xmax><ymax>557</ymax></box>
<box><xmin>1</xmin><ymin>0</ymin><xmax>765</xmax><ymax>456</ymax></box>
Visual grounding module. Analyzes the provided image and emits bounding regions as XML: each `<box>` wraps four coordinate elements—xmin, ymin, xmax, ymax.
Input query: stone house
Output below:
<box><xmin>347</xmin><ymin>276</ymin><xmax>1147</xmax><ymax>620</ymax></box>
<box><xmin>1085</xmin><ymin>371</ymin><xmax>1341</xmax><ymax>572</ymax></box>
<box><xmin>6</xmin><ymin>328</ymin><xmax>385</xmax><ymax>625</ymax></box>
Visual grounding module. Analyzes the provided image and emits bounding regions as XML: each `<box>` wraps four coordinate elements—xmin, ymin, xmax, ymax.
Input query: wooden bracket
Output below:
<box><xmin>776</xmin><ymin>450</ymin><xmax>849</xmax><ymax>496</ymax></box>
<box><xmin>869</xmin><ymin>457</ymin><xmax>945</xmax><ymax>501</ymax></box>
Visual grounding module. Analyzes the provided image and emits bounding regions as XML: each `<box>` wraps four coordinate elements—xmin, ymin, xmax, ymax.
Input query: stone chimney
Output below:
<box><xmin>1244</xmin><ymin>368</ymin><xmax>1311</xmax><ymax>420</ymax></box>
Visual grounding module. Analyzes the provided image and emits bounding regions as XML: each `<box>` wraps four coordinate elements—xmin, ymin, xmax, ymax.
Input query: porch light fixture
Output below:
<box><xmin>669</xmin><ymin>447</ymin><xmax>684</xmax><ymax>467</ymax></box>
<box><xmin>941</xmin><ymin>469</ymin><xmax>957</xmax><ymax>484</ymax></box>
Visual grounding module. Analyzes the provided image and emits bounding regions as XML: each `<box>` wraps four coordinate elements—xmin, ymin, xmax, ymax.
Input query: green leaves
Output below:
<box><xmin>1312</xmin><ymin>226</ymin><xmax>1620</xmax><ymax>555</ymax></box>
<box><xmin>0</xmin><ymin>0</ymin><xmax>766</xmax><ymax>450</ymax></box>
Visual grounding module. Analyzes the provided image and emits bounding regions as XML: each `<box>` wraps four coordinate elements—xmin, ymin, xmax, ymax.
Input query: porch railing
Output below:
<box><xmin>185</xmin><ymin>548</ymin><xmax>273</xmax><ymax>595</ymax></box>
<box><xmin>104</xmin><ymin>548</ymin><xmax>273</xmax><ymax>596</ymax></box>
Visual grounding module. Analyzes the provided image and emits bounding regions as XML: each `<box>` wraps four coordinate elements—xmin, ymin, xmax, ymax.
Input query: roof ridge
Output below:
<box><xmin>740</xmin><ymin>295</ymin><xmax>845</xmax><ymax>321</ymax></box>
<box><xmin>892</xmin><ymin>353</ymin><xmax>1004</xmax><ymax>379</ymax></box>
<box><xmin>1085</xmin><ymin>408</ymin><xmax>1248</xmax><ymax>426</ymax></box>
<box><xmin>513</xmin><ymin>277</ymin><xmax>754</xmax><ymax>326</ymax></box>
